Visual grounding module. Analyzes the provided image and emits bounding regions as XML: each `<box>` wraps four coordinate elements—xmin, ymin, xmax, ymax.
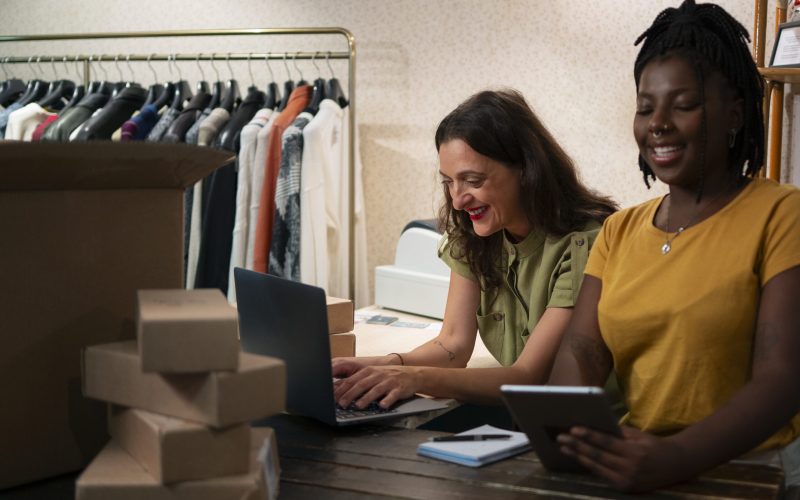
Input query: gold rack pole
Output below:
<box><xmin>0</xmin><ymin>27</ymin><xmax>358</xmax><ymax>301</ymax></box>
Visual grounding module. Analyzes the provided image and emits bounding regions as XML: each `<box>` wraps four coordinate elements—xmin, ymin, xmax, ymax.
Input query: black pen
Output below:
<box><xmin>430</xmin><ymin>434</ymin><xmax>512</xmax><ymax>442</ymax></box>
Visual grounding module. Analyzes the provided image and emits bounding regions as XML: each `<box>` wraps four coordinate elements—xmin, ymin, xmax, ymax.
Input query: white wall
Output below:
<box><xmin>0</xmin><ymin>0</ymin><xmax>767</xmax><ymax>300</ymax></box>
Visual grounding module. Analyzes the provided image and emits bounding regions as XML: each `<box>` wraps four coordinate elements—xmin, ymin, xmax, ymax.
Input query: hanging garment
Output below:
<box><xmin>184</xmin><ymin>106</ymin><xmax>212</xmax><ymax>145</ymax></box>
<box><xmin>120</xmin><ymin>104</ymin><xmax>160</xmax><ymax>141</ymax></box>
<box><xmin>5</xmin><ymin>102</ymin><xmax>56</xmax><ymax>141</ymax></box>
<box><xmin>161</xmin><ymin>91</ymin><xmax>211</xmax><ymax>143</ymax></box>
<box><xmin>185</xmin><ymin>107</ymin><xmax>231</xmax><ymax>289</ymax></box>
<box><xmin>146</xmin><ymin>107</ymin><xmax>180</xmax><ymax>142</ymax></box>
<box><xmin>300</xmin><ymin>99</ymin><xmax>342</xmax><ymax>291</ymax></box>
<box><xmin>73</xmin><ymin>86</ymin><xmax>146</xmax><ymax>140</ymax></box>
<box><xmin>268</xmin><ymin>111</ymin><xmax>313</xmax><ymax>281</ymax></box>
<box><xmin>0</xmin><ymin>102</ymin><xmax>24</xmax><ymax>136</ymax></box>
<box><xmin>244</xmin><ymin>110</ymin><xmax>281</xmax><ymax>270</ymax></box>
<box><xmin>252</xmin><ymin>85</ymin><xmax>312</xmax><ymax>273</ymax></box>
<box><xmin>195</xmin><ymin>90</ymin><xmax>265</xmax><ymax>296</ymax></box>
<box><xmin>31</xmin><ymin>114</ymin><xmax>58</xmax><ymax>141</ymax></box>
<box><xmin>41</xmin><ymin>93</ymin><xmax>110</xmax><ymax>142</ymax></box>
<box><xmin>227</xmin><ymin>108</ymin><xmax>273</xmax><ymax>302</ymax></box>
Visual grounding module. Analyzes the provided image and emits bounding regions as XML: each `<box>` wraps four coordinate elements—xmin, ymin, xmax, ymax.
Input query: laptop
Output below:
<box><xmin>234</xmin><ymin>268</ymin><xmax>449</xmax><ymax>426</ymax></box>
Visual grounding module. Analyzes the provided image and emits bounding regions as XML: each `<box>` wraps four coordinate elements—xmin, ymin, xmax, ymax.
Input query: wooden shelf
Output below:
<box><xmin>759</xmin><ymin>67</ymin><xmax>800</xmax><ymax>84</ymax></box>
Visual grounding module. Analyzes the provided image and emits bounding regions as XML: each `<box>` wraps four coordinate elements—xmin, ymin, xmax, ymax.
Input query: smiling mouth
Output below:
<box><xmin>466</xmin><ymin>206</ymin><xmax>487</xmax><ymax>220</ymax></box>
<box><xmin>650</xmin><ymin>145</ymin><xmax>684</xmax><ymax>165</ymax></box>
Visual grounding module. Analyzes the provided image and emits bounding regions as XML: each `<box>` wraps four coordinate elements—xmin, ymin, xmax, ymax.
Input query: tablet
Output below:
<box><xmin>499</xmin><ymin>385</ymin><xmax>622</xmax><ymax>472</ymax></box>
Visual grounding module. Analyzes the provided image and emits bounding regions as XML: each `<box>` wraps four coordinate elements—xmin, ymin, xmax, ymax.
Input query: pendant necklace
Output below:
<box><xmin>660</xmin><ymin>189</ymin><xmax>728</xmax><ymax>255</ymax></box>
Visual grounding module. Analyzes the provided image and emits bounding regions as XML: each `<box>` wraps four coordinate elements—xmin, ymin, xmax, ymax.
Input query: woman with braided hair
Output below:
<box><xmin>550</xmin><ymin>0</ymin><xmax>800</xmax><ymax>492</ymax></box>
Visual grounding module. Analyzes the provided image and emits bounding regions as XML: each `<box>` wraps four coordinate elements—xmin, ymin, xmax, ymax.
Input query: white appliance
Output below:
<box><xmin>374</xmin><ymin>222</ymin><xmax>450</xmax><ymax>319</ymax></box>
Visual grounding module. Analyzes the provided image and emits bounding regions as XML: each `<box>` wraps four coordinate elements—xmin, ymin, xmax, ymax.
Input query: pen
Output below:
<box><xmin>430</xmin><ymin>434</ymin><xmax>512</xmax><ymax>442</ymax></box>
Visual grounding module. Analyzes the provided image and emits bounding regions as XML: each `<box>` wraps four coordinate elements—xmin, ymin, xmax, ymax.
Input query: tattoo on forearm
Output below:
<box><xmin>568</xmin><ymin>333</ymin><xmax>611</xmax><ymax>382</ymax></box>
<box><xmin>435</xmin><ymin>340</ymin><xmax>457</xmax><ymax>361</ymax></box>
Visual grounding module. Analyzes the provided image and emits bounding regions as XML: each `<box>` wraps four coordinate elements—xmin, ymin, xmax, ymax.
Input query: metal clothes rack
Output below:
<box><xmin>0</xmin><ymin>28</ymin><xmax>358</xmax><ymax>300</ymax></box>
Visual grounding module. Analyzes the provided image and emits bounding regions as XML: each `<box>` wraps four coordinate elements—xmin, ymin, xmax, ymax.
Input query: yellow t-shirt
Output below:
<box><xmin>585</xmin><ymin>178</ymin><xmax>800</xmax><ymax>451</ymax></box>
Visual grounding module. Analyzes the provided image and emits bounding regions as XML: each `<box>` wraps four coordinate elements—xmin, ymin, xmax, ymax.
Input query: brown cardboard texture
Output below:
<box><xmin>0</xmin><ymin>142</ymin><xmax>233</xmax><ymax>489</ymax></box>
<box><xmin>326</xmin><ymin>296</ymin><xmax>354</xmax><ymax>334</ymax></box>
<box><xmin>108</xmin><ymin>405</ymin><xmax>250</xmax><ymax>483</ymax></box>
<box><xmin>75</xmin><ymin>440</ymin><xmax>265</xmax><ymax>500</ymax></box>
<box><xmin>83</xmin><ymin>340</ymin><xmax>285</xmax><ymax>427</ymax></box>
<box><xmin>137</xmin><ymin>289</ymin><xmax>239</xmax><ymax>373</ymax></box>
<box><xmin>329</xmin><ymin>333</ymin><xmax>356</xmax><ymax>358</ymax></box>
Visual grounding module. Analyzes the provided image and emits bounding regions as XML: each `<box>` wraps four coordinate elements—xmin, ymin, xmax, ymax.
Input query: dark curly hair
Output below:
<box><xmin>435</xmin><ymin>89</ymin><xmax>617</xmax><ymax>290</ymax></box>
<box><xmin>633</xmin><ymin>0</ymin><xmax>764</xmax><ymax>190</ymax></box>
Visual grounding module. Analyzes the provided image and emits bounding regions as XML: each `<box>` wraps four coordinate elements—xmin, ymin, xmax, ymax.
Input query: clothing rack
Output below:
<box><xmin>0</xmin><ymin>28</ymin><xmax>358</xmax><ymax>300</ymax></box>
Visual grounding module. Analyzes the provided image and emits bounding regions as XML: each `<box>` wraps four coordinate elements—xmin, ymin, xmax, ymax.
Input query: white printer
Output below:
<box><xmin>374</xmin><ymin>220</ymin><xmax>450</xmax><ymax>319</ymax></box>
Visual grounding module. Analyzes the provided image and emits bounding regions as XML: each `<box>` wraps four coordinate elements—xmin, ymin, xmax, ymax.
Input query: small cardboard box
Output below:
<box><xmin>83</xmin><ymin>340</ymin><xmax>286</xmax><ymax>428</ymax></box>
<box><xmin>137</xmin><ymin>289</ymin><xmax>239</xmax><ymax>373</ymax></box>
<box><xmin>108</xmin><ymin>405</ymin><xmax>250</xmax><ymax>483</ymax></box>
<box><xmin>75</xmin><ymin>440</ymin><xmax>266</xmax><ymax>500</ymax></box>
<box><xmin>329</xmin><ymin>332</ymin><xmax>356</xmax><ymax>358</ymax></box>
<box><xmin>0</xmin><ymin>142</ymin><xmax>233</xmax><ymax>489</ymax></box>
<box><xmin>326</xmin><ymin>296</ymin><xmax>354</xmax><ymax>334</ymax></box>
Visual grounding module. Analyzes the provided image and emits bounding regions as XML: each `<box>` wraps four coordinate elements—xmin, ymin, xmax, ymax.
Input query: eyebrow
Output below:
<box><xmin>438</xmin><ymin>170</ymin><xmax>486</xmax><ymax>178</ymax></box>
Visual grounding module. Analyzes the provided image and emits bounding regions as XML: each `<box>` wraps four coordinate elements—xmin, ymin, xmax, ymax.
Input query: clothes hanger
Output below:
<box><xmin>142</xmin><ymin>54</ymin><xmax>165</xmax><ymax>107</ymax></box>
<box><xmin>277</xmin><ymin>53</ymin><xmax>294</xmax><ymax>112</ymax></box>
<box><xmin>0</xmin><ymin>57</ymin><xmax>26</xmax><ymax>106</ymax></box>
<box><xmin>38</xmin><ymin>56</ymin><xmax>75</xmax><ymax>110</ymax></box>
<box><xmin>303</xmin><ymin>52</ymin><xmax>326</xmax><ymax>115</ymax></box>
<box><xmin>168</xmin><ymin>54</ymin><xmax>193</xmax><ymax>111</ymax></box>
<box><xmin>292</xmin><ymin>53</ymin><xmax>308</xmax><ymax>86</ymax></box>
<box><xmin>324</xmin><ymin>51</ymin><xmax>347</xmax><ymax>109</ymax></box>
<box><xmin>16</xmin><ymin>56</ymin><xmax>48</xmax><ymax>106</ymax></box>
<box><xmin>151</xmin><ymin>53</ymin><xmax>177</xmax><ymax>110</ymax></box>
<box><xmin>59</xmin><ymin>56</ymin><xmax>85</xmax><ymax>114</ymax></box>
<box><xmin>261</xmin><ymin>53</ymin><xmax>279</xmax><ymax>110</ymax></box>
<box><xmin>243</xmin><ymin>53</ymin><xmax>261</xmax><ymax>96</ymax></box>
<box><xmin>195</xmin><ymin>54</ymin><xmax>209</xmax><ymax>95</ymax></box>
<box><xmin>206</xmin><ymin>53</ymin><xmax>223</xmax><ymax>110</ymax></box>
<box><xmin>220</xmin><ymin>53</ymin><xmax>240</xmax><ymax>113</ymax></box>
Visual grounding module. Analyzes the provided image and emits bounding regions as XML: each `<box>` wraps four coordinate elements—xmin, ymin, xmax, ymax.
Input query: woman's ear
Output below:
<box><xmin>729</xmin><ymin>96</ymin><xmax>744</xmax><ymax>132</ymax></box>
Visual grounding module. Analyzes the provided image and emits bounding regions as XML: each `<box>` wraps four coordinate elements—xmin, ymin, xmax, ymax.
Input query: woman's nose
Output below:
<box><xmin>451</xmin><ymin>187</ymin><xmax>471</xmax><ymax>210</ymax></box>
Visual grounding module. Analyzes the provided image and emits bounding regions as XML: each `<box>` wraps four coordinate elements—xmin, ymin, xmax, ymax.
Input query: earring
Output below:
<box><xmin>728</xmin><ymin>128</ymin><xmax>737</xmax><ymax>148</ymax></box>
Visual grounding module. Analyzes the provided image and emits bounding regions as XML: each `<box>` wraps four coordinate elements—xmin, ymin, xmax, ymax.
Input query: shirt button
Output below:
<box><xmin>508</xmin><ymin>247</ymin><xmax>516</xmax><ymax>256</ymax></box>
<box><xmin>493</xmin><ymin>312</ymin><xmax>504</xmax><ymax>321</ymax></box>
<box><xmin>575</xmin><ymin>238</ymin><xmax>585</xmax><ymax>246</ymax></box>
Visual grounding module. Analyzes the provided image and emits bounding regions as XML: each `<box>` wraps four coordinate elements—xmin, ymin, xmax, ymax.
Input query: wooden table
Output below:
<box><xmin>260</xmin><ymin>414</ymin><xmax>786</xmax><ymax>500</ymax></box>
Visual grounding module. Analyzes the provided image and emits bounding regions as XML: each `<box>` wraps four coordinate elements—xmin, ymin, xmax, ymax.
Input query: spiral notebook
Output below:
<box><xmin>417</xmin><ymin>424</ymin><xmax>531</xmax><ymax>467</ymax></box>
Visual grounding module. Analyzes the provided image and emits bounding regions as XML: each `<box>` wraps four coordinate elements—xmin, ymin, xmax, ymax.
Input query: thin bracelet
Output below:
<box><xmin>388</xmin><ymin>352</ymin><xmax>405</xmax><ymax>366</ymax></box>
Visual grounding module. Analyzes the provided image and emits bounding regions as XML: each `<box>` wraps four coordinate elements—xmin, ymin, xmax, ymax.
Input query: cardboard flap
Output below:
<box><xmin>0</xmin><ymin>142</ymin><xmax>235</xmax><ymax>190</ymax></box>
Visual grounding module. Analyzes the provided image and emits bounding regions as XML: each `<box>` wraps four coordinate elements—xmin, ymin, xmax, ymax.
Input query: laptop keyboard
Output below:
<box><xmin>335</xmin><ymin>400</ymin><xmax>398</xmax><ymax>420</ymax></box>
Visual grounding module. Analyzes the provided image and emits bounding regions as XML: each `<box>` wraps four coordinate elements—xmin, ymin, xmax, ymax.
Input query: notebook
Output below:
<box><xmin>234</xmin><ymin>268</ymin><xmax>449</xmax><ymax>426</ymax></box>
<box><xmin>417</xmin><ymin>424</ymin><xmax>531</xmax><ymax>467</ymax></box>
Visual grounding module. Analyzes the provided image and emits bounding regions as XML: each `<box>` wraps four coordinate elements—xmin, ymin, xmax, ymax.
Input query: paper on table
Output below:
<box><xmin>417</xmin><ymin>424</ymin><xmax>531</xmax><ymax>467</ymax></box>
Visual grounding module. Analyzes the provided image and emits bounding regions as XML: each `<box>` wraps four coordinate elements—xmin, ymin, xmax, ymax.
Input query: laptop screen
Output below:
<box><xmin>234</xmin><ymin>268</ymin><xmax>337</xmax><ymax>425</ymax></box>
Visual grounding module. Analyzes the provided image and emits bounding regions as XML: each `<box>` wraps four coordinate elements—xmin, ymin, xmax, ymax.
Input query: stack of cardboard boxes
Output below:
<box><xmin>76</xmin><ymin>289</ymin><xmax>286</xmax><ymax>500</ymax></box>
<box><xmin>326</xmin><ymin>296</ymin><xmax>357</xmax><ymax>357</ymax></box>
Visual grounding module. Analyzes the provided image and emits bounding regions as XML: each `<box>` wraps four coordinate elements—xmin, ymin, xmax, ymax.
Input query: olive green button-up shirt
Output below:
<box><xmin>439</xmin><ymin>221</ymin><xmax>601</xmax><ymax>366</ymax></box>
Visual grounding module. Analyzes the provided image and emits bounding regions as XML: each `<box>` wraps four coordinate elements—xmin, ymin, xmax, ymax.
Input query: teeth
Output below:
<box><xmin>467</xmin><ymin>207</ymin><xmax>487</xmax><ymax>216</ymax></box>
<box><xmin>654</xmin><ymin>146</ymin><xmax>681</xmax><ymax>156</ymax></box>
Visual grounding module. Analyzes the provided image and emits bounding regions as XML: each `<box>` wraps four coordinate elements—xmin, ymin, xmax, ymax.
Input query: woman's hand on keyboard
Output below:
<box><xmin>333</xmin><ymin>365</ymin><xmax>421</xmax><ymax>410</ymax></box>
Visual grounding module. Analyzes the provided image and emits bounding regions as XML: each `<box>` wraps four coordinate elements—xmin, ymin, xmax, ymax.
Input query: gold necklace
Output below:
<box><xmin>660</xmin><ymin>189</ymin><xmax>729</xmax><ymax>255</ymax></box>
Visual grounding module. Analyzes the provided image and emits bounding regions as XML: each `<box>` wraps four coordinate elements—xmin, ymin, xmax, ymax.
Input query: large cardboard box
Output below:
<box><xmin>83</xmin><ymin>340</ymin><xmax>286</xmax><ymax>427</ymax></box>
<box><xmin>0</xmin><ymin>143</ymin><xmax>233</xmax><ymax>489</ymax></box>
<box><xmin>75</xmin><ymin>440</ymin><xmax>266</xmax><ymax>500</ymax></box>
<box><xmin>329</xmin><ymin>332</ymin><xmax>356</xmax><ymax>358</ymax></box>
<box><xmin>108</xmin><ymin>405</ymin><xmax>250</xmax><ymax>483</ymax></box>
<box><xmin>137</xmin><ymin>289</ymin><xmax>239</xmax><ymax>373</ymax></box>
<box><xmin>326</xmin><ymin>296</ymin><xmax>354</xmax><ymax>334</ymax></box>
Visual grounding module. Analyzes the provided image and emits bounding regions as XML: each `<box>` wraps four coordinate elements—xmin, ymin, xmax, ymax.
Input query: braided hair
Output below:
<box><xmin>633</xmin><ymin>0</ymin><xmax>764</xmax><ymax>190</ymax></box>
